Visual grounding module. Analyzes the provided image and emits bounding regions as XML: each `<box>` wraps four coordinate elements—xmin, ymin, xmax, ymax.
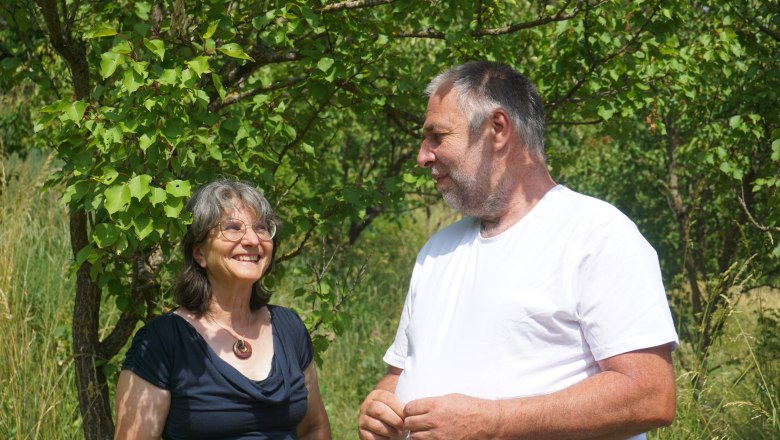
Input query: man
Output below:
<box><xmin>358</xmin><ymin>61</ymin><xmax>678</xmax><ymax>440</ymax></box>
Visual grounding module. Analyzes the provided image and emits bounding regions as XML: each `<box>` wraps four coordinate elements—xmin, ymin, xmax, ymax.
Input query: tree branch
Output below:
<box><xmin>395</xmin><ymin>0</ymin><xmax>593</xmax><ymax>39</ymax></box>
<box><xmin>738</xmin><ymin>191</ymin><xmax>780</xmax><ymax>234</ymax></box>
<box><xmin>36</xmin><ymin>0</ymin><xmax>89</xmax><ymax>98</ymax></box>
<box><xmin>209</xmin><ymin>74</ymin><xmax>307</xmax><ymax>112</ymax></box>
<box><xmin>547</xmin><ymin>1</ymin><xmax>660</xmax><ymax>111</ymax></box>
<box><xmin>316</xmin><ymin>0</ymin><xmax>395</xmax><ymax>13</ymax></box>
<box><xmin>278</xmin><ymin>224</ymin><xmax>317</xmax><ymax>263</ymax></box>
<box><xmin>222</xmin><ymin>40</ymin><xmax>304</xmax><ymax>90</ymax></box>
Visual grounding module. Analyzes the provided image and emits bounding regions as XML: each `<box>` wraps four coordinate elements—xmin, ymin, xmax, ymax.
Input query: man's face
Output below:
<box><xmin>418</xmin><ymin>87</ymin><xmax>495</xmax><ymax>217</ymax></box>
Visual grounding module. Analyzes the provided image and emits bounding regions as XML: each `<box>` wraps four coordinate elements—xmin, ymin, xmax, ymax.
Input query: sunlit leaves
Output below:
<box><xmin>99</xmin><ymin>52</ymin><xmax>122</xmax><ymax>78</ymax></box>
<box><xmin>218</xmin><ymin>43</ymin><xmax>254</xmax><ymax>61</ymax></box>
<box><xmin>104</xmin><ymin>184</ymin><xmax>130</xmax><ymax>215</ymax></box>
<box><xmin>186</xmin><ymin>56</ymin><xmax>210</xmax><ymax>77</ymax></box>
<box><xmin>84</xmin><ymin>23</ymin><xmax>118</xmax><ymax>39</ymax></box>
<box><xmin>144</xmin><ymin>39</ymin><xmax>165</xmax><ymax>61</ymax></box>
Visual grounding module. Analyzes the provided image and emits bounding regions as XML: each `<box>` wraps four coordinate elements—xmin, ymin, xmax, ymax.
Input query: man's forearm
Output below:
<box><xmin>402</xmin><ymin>346</ymin><xmax>675</xmax><ymax>440</ymax></box>
<box><xmin>493</xmin><ymin>347</ymin><xmax>675</xmax><ymax>439</ymax></box>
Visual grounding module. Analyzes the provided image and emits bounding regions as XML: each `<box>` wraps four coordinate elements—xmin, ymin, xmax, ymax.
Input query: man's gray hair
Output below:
<box><xmin>425</xmin><ymin>61</ymin><xmax>546</xmax><ymax>161</ymax></box>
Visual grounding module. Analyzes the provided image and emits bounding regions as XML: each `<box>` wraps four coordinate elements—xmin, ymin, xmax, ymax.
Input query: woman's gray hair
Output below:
<box><xmin>173</xmin><ymin>179</ymin><xmax>279</xmax><ymax>315</ymax></box>
<box><xmin>425</xmin><ymin>61</ymin><xmax>546</xmax><ymax>161</ymax></box>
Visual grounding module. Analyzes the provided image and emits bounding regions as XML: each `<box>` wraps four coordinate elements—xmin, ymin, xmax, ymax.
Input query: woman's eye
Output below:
<box><xmin>253</xmin><ymin>224</ymin><xmax>268</xmax><ymax>232</ymax></box>
<box><xmin>223</xmin><ymin>221</ymin><xmax>243</xmax><ymax>231</ymax></box>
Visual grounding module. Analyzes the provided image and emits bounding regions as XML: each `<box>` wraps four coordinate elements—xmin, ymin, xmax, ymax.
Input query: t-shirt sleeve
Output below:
<box><xmin>576</xmin><ymin>215</ymin><xmax>679</xmax><ymax>361</ymax></box>
<box><xmin>121</xmin><ymin>317</ymin><xmax>173</xmax><ymax>390</ymax></box>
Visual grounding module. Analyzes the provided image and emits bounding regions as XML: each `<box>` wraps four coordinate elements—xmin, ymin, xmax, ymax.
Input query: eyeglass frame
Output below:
<box><xmin>211</xmin><ymin>217</ymin><xmax>277</xmax><ymax>242</ymax></box>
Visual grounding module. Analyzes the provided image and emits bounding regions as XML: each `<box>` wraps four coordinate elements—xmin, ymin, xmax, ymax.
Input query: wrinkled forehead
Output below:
<box><xmin>219</xmin><ymin>200</ymin><xmax>260</xmax><ymax>221</ymax></box>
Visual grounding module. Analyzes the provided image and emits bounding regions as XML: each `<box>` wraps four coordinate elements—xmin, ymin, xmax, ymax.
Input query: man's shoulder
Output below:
<box><xmin>420</xmin><ymin>216</ymin><xmax>478</xmax><ymax>251</ymax></box>
<box><xmin>545</xmin><ymin>185</ymin><xmax>632</xmax><ymax>225</ymax></box>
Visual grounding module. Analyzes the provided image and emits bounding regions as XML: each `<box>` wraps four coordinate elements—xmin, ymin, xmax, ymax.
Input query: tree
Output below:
<box><xmin>3</xmin><ymin>0</ymin><xmax>764</xmax><ymax>438</ymax></box>
<box><xmin>553</xmin><ymin>1</ymin><xmax>780</xmax><ymax>392</ymax></box>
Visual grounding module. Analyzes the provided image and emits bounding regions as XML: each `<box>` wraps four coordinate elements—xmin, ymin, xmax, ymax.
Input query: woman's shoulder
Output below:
<box><xmin>133</xmin><ymin>308</ymin><xmax>190</xmax><ymax>339</ymax></box>
<box><xmin>268</xmin><ymin>304</ymin><xmax>305</xmax><ymax>327</ymax></box>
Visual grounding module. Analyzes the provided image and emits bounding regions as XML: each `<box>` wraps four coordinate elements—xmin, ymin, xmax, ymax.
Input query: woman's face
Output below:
<box><xmin>192</xmin><ymin>204</ymin><xmax>274</xmax><ymax>291</ymax></box>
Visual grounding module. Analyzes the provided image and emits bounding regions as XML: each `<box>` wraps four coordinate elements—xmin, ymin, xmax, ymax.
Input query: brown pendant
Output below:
<box><xmin>233</xmin><ymin>339</ymin><xmax>252</xmax><ymax>359</ymax></box>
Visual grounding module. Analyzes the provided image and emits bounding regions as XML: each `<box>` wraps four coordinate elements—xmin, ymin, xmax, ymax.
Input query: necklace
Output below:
<box><xmin>208</xmin><ymin>310</ymin><xmax>253</xmax><ymax>359</ymax></box>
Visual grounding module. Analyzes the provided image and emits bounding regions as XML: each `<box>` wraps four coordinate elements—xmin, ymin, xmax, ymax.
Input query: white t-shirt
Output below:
<box><xmin>384</xmin><ymin>185</ymin><xmax>678</xmax><ymax>439</ymax></box>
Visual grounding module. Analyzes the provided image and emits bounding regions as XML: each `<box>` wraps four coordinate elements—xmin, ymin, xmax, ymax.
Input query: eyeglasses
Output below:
<box><xmin>213</xmin><ymin>218</ymin><xmax>276</xmax><ymax>242</ymax></box>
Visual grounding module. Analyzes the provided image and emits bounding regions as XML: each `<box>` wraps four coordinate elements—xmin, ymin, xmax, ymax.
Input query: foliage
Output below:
<box><xmin>553</xmin><ymin>1</ymin><xmax>780</xmax><ymax>374</ymax></box>
<box><xmin>1</xmin><ymin>0</ymin><xmax>778</xmax><ymax>438</ymax></box>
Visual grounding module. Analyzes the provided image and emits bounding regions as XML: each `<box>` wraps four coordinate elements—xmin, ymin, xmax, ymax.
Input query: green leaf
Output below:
<box><xmin>161</xmin><ymin>118</ymin><xmax>185</xmax><ymax>140</ymax></box>
<box><xmin>74</xmin><ymin>244</ymin><xmax>95</xmax><ymax>270</ymax></box>
<box><xmin>65</xmin><ymin>101</ymin><xmax>88</xmax><ymax>125</ymax></box>
<box><xmin>729</xmin><ymin>115</ymin><xmax>742</xmax><ymax>128</ymax></box>
<box><xmin>93</xmin><ymin>223</ymin><xmax>120</xmax><ymax>248</ymax></box>
<box><xmin>771</xmin><ymin>139</ymin><xmax>780</xmax><ymax>161</ymax></box>
<box><xmin>402</xmin><ymin>173</ymin><xmax>418</xmax><ymax>184</ymax></box>
<box><xmin>139</xmin><ymin>132</ymin><xmax>156</xmax><ymax>151</ymax></box>
<box><xmin>85</xmin><ymin>23</ymin><xmax>118</xmax><ymax>39</ymax></box>
<box><xmin>128</xmin><ymin>175</ymin><xmax>152</xmax><ymax>200</ymax></box>
<box><xmin>158</xmin><ymin>68</ymin><xmax>178</xmax><ymax>85</ymax></box>
<box><xmin>212</xmin><ymin>73</ymin><xmax>226</xmax><ymax>100</ymax></box>
<box><xmin>149</xmin><ymin>187</ymin><xmax>167</xmax><ymax>205</ymax></box>
<box><xmin>133</xmin><ymin>214</ymin><xmax>154</xmax><ymax>239</ymax></box>
<box><xmin>218</xmin><ymin>43</ymin><xmax>255</xmax><ymax>61</ymax></box>
<box><xmin>144</xmin><ymin>39</ymin><xmax>165</xmax><ymax>61</ymax></box>
<box><xmin>166</xmin><ymin>180</ymin><xmax>191</xmax><ymax>197</ymax></box>
<box><xmin>163</xmin><ymin>197</ymin><xmax>185</xmax><ymax>218</ymax></box>
<box><xmin>597</xmin><ymin>105</ymin><xmax>615</xmax><ymax>121</ymax></box>
<box><xmin>317</xmin><ymin>57</ymin><xmax>335</xmax><ymax>73</ymax></box>
<box><xmin>104</xmin><ymin>184</ymin><xmax>131</xmax><ymax>214</ymax></box>
<box><xmin>203</xmin><ymin>20</ymin><xmax>220</xmax><ymax>39</ymax></box>
<box><xmin>112</xmin><ymin>40</ymin><xmax>133</xmax><ymax>55</ymax></box>
<box><xmin>100</xmin><ymin>52</ymin><xmax>122</xmax><ymax>79</ymax></box>
<box><xmin>100</xmin><ymin>167</ymin><xmax>119</xmax><ymax>185</ymax></box>
<box><xmin>186</xmin><ymin>56</ymin><xmax>211</xmax><ymax>77</ymax></box>
<box><xmin>122</xmin><ymin>68</ymin><xmax>144</xmax><ymax>93</ymax></box>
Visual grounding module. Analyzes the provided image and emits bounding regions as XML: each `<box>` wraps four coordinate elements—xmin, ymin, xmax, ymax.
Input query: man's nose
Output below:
<box><xmin>417</xmin><ymin>138</ymin><xmax>435</xmax><ymax>168</ymax></box>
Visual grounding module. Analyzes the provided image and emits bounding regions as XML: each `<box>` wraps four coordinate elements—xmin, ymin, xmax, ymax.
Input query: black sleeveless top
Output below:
<box><xmin>122</xmin><ymin>305</ymin><xmax>313</xmax><ymax>439</ymax></box>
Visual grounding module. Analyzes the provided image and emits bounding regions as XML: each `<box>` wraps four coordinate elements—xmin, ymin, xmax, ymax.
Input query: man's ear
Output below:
<box><xmin>193</xmin><ymin>244</ymin><xmax>207</xmax><ymax>268</ymax></box>
<box><xmin>489</xmin><ymin>109</ymin><xmax>511</xmax><ymax>150</ymax></box>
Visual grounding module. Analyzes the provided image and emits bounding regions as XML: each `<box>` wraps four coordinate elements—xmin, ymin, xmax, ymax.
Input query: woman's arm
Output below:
<box><xmin>297</xmin><ymin>362</ymin><xmax>332</xmax><ymax>440</ymax></box>
<box><xmin>114</xmin><ymin>370</ymin><xmax>171</xmax><ymax>440</ymax></box>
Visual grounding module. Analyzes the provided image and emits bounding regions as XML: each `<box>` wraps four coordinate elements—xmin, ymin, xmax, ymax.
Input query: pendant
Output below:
<box><xmin>233</xmin><ymin>339</ymin><xmax>252</xmax><ymax>359</ymax></box>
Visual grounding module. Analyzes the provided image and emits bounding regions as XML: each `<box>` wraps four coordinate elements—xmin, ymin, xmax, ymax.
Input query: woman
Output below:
<box><xmin>115</xmin><ymin>179</ymin><xmax>331</xmax><ymax>439</ymax></box>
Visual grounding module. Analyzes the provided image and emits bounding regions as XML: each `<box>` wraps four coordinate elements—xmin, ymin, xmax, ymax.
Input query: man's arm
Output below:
<box><xmin>358</xmin><ymin>366</ymin><xmax>407</xmax><ymax>440</ymax></box>
<box><xmin>402</xmin><ymin>344</ymin><xmax>676</xmax><ymax>440</ymax></box>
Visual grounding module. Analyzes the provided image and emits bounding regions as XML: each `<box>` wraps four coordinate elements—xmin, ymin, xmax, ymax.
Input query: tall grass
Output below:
<box><xmin>0</xmin><ymin>150</ymin><xmax>81</xmax><ymax>438</ymax></box>
<box><xmin>1</xmin><ymin>150</ymin><xmax>778</xmax><ymax>439</ymax></box>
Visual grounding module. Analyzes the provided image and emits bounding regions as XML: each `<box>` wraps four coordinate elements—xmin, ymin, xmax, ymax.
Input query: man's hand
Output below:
<box><xmin>358</xmin><ymin>389</ymin><xmax>406</xmax><ymax>440</ymax></box>
<box><xmin>402</xmin><ymin>394</ymin><xmax>500</xmax><ymax>440</ymax></box>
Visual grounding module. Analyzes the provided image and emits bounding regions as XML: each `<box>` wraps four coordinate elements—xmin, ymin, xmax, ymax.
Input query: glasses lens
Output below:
<box><xmin>252</xmin><ymin>221</ymin><xmax>276</xmax><ymax>241</ymax></box>
<box><xmin>219</xmin><ymin>219</ymin><xmax>246</xmax><ymax>242</ymax></box>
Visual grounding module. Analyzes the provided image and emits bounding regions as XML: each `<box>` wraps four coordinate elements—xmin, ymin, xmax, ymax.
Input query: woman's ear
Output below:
<box><xmin>193</xmin><ymin>244</ymin><xmax>207</xmax><ymax>268</ymax></box>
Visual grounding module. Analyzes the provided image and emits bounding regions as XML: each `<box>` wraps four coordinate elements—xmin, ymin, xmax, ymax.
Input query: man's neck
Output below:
<box><xmin>479</xmin><ymin>167</ymin><xmax>557</xmax><ymax>238</ymax></box>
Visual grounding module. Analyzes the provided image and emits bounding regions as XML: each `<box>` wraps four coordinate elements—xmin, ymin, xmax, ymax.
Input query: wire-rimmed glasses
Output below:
<box><xmin>213</xmin><ymin>218</ymin><xmax>276</xmax><ymax>242</ymax></box>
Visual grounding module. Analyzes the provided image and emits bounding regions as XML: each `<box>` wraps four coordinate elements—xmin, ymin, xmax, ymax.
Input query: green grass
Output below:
<box><xmin>1</xmin><ymin>150</ymin><xmax>778</xmax><ymax>439</ymax></box>
<box><xmin>0</xmin><ymin>150</ymin><xmax>80</xmax><ymax>438</ymax></box>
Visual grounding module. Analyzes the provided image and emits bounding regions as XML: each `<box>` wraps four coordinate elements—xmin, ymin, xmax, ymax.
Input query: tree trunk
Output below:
<box><xmin>70</xmin><ymin>211</ymin><xmax>114</xmax><ymax>439</ymax></box>
<box><xmin>37</xmin><ymin>0</ymin><xmax>115</xmax><ymax>436</ymax></box>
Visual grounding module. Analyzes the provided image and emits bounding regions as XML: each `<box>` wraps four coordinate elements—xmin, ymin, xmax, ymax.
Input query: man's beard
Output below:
<box><xmin>437</xmin><ymin>160</ymin><xmax>508</xmax><ymax>219</ymax></box>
